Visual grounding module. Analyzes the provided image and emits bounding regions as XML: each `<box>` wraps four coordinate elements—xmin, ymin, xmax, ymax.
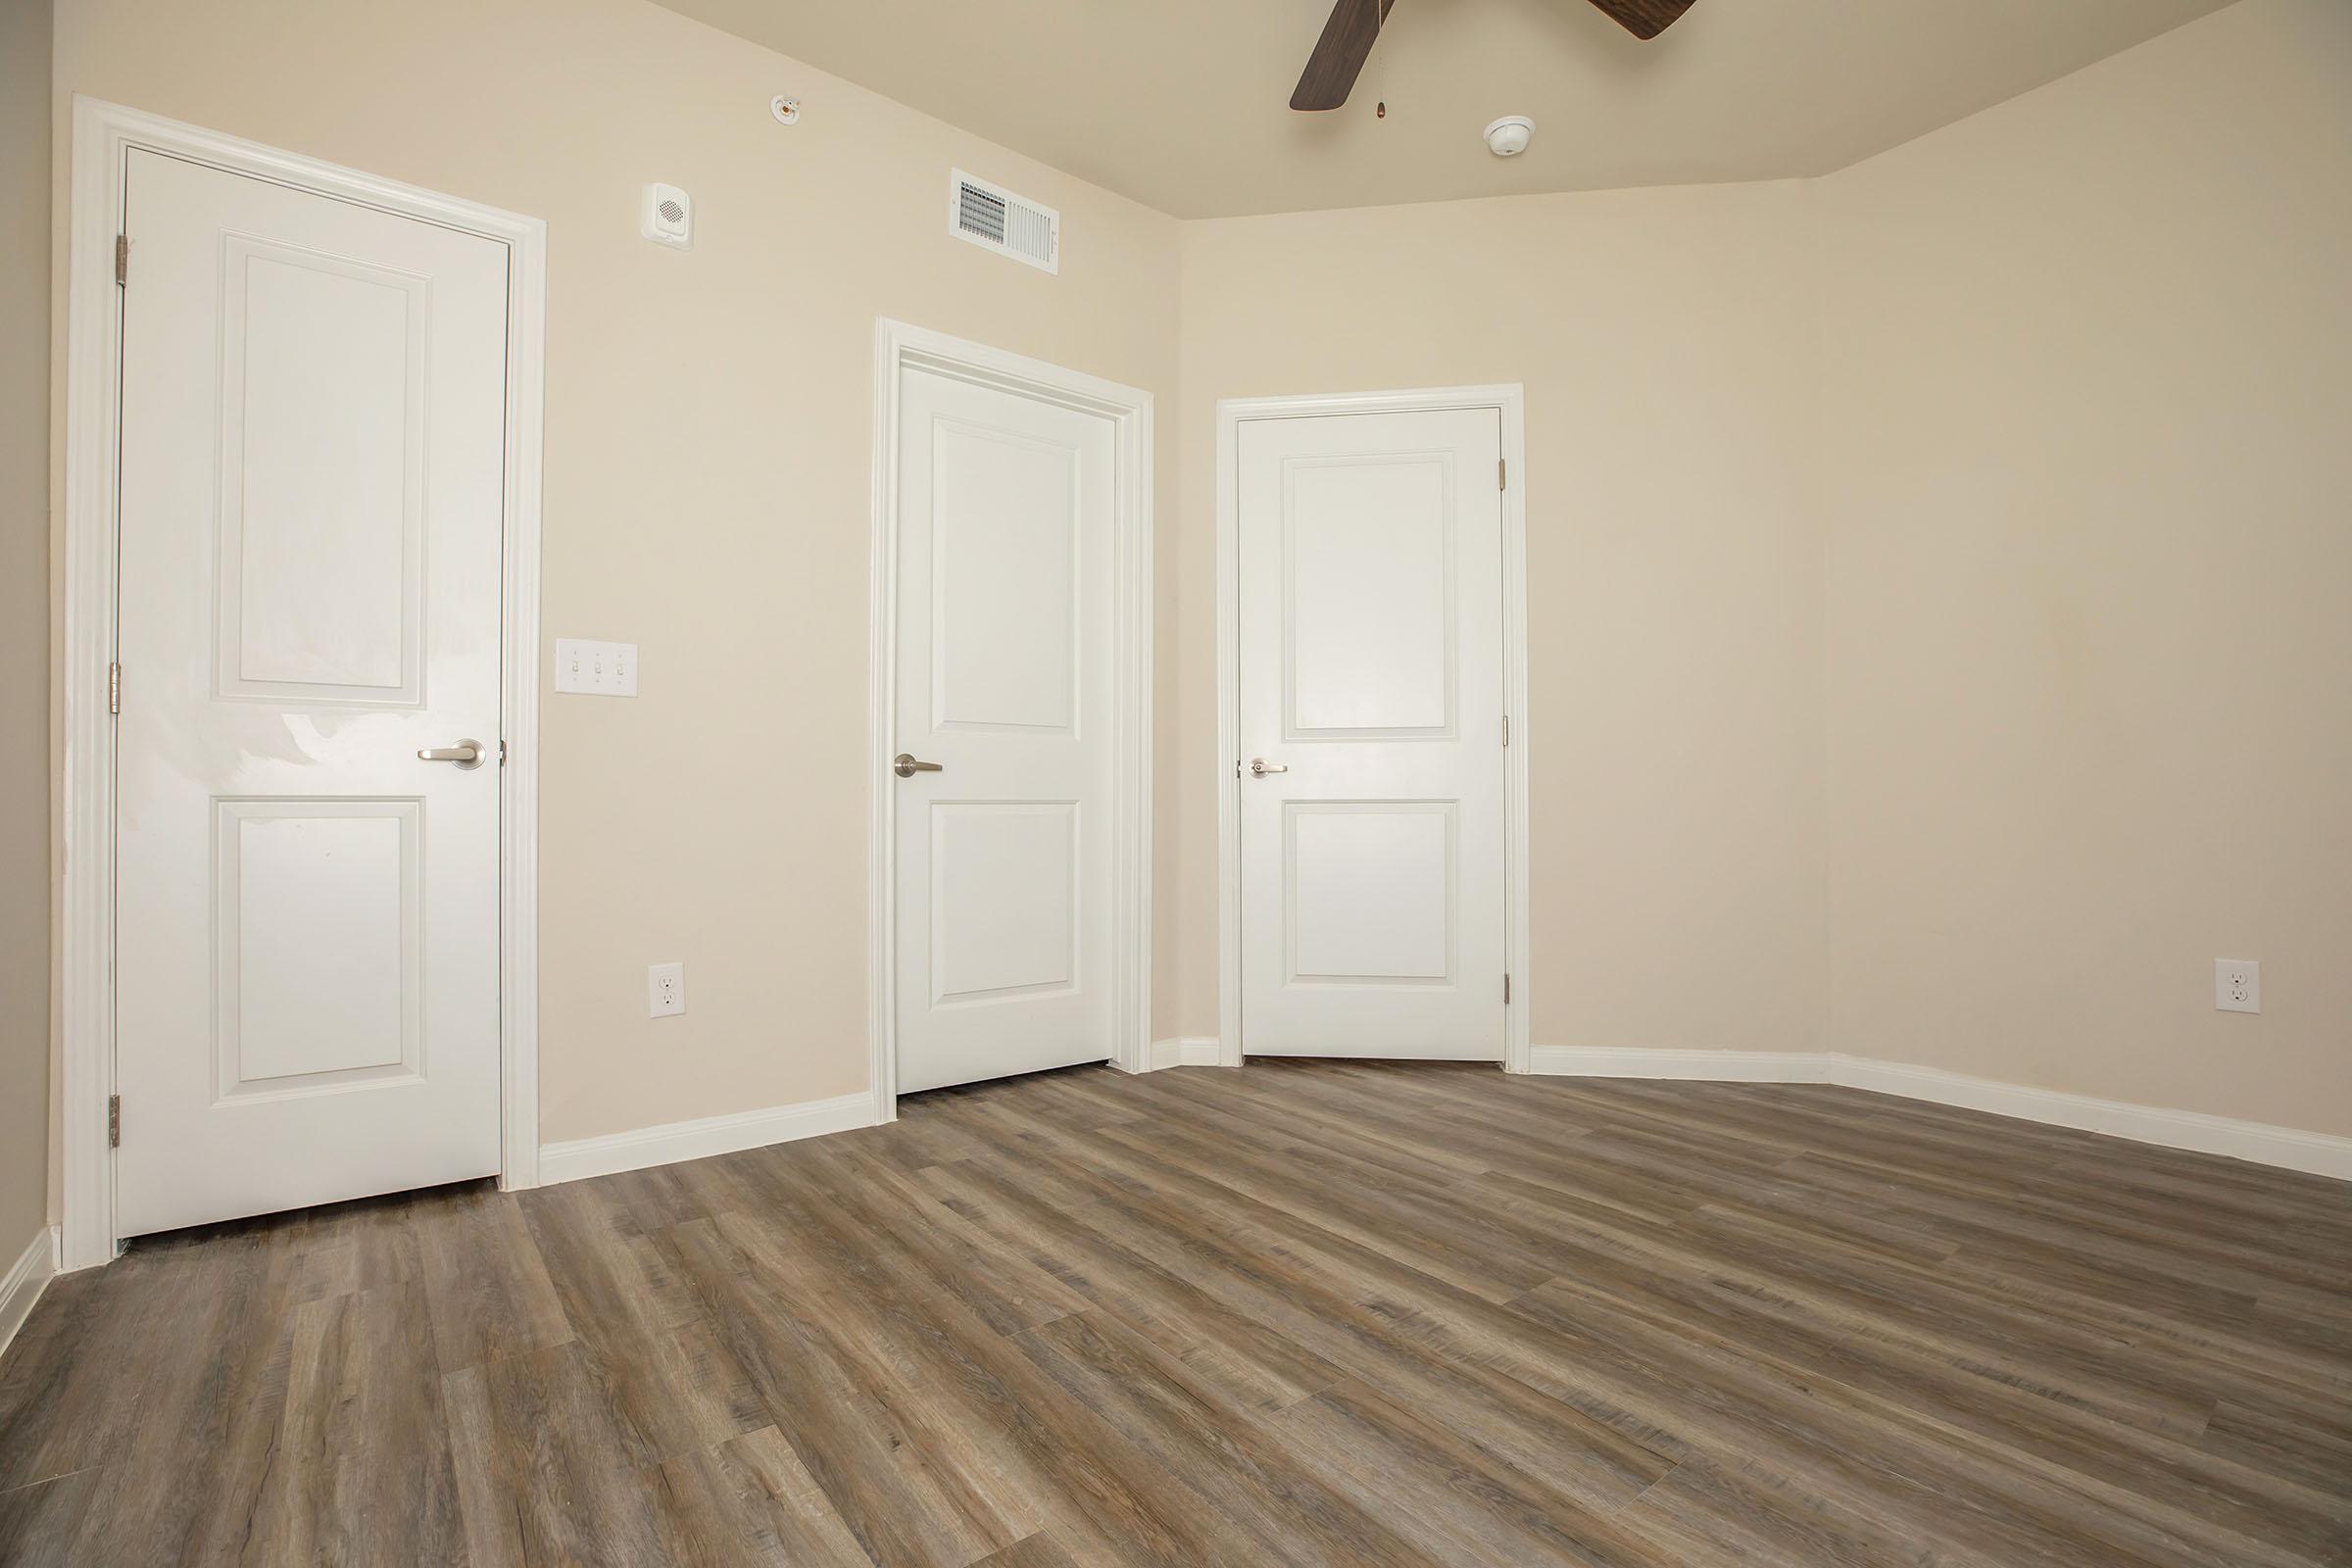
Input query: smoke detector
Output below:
<box><xmin>1484</xmin><ymin>116</ymin><xmax>1535</xmax><ymax>157</ymax></box>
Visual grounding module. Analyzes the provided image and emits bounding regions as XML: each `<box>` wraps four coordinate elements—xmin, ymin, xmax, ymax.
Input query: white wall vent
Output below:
<box><xmin>950</xmin><ymin>170</ymin><xmax>1058</xmax><ymax>274</ymax></box>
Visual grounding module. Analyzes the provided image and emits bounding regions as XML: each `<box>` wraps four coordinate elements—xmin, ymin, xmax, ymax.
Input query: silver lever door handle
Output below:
<box><xmin>893</xmin><ymin>753</ymin><xmax>945</xmax><ymax>778</ymax></box>
<box><xmin>417</xmin><ymin>739</ymin><xmax>485</xmax><ymax>769</ymax></box>
<box><xmin>1250</xmin><ymin>758</ymin><xmax>1289</xmax><ymax>775</ymax></box>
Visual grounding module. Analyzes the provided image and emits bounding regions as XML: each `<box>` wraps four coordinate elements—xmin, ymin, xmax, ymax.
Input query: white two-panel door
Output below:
<box><xmin>114</xmin><ymin>149</ymin><xmax>512</xmax><ymax>1236</ymax></box>
<box><xmin>1237</xmin><ymin>408</ymin><xmax>1507</xmax><ymax>1059</ymax></box>
<box><xmin>893</xmin><ymin>366</ymin><xmax>1117</xmax><ymax>1094</ymax></box>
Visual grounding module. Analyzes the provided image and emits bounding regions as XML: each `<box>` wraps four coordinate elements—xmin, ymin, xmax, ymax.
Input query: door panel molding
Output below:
<box><xmin>868</xmin><ymin>320</ymin><xmax>1153</xmax><ymax>1118</ymax></box>
<box><xmin>1215</xmin><ymin>386</ymin><xmax>1532</xmax><ymax>1072</ymax></box>
<box><xmin>61</xmin><ymin>99</ymin><xmax>547</xmax><ymax>1269</ymax></box>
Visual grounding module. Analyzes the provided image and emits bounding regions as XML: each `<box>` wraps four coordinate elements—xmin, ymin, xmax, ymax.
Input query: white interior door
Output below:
<box><xmin>113</xmin><ymin>149</ymin><xmax>511</xmax><ymax>1236</ymax></box>
<box><xmin>893</xmin><ymin>366</ymin><xmax>1116</xmax><ymax>1094</ymax></box>
<box><xmin>1237</xmin><ymin>407</ymin><xmax>1507</xmax><ymax>1059</ymax></box>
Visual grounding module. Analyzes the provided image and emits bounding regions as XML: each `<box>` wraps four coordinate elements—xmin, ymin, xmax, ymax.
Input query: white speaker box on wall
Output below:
<box><xmin>642</xmin><ymin>182</ymin><xmax>692</xmax><ymax>248</ymax></box>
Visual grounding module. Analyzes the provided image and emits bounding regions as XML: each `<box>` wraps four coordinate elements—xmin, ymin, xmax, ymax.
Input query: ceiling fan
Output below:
<box><xmin>1292</xmin><ymin>0</ymin><xmax>1696</xmax><ymax>111</ymax></box>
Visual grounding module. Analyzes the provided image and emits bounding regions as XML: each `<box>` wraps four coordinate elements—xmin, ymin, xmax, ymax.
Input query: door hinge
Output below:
<box><xmin>115</xmin><ymin>234</ymin><xmax>129</xmax><ymax>286</ymax></box>
<box><xmin>1503</xmin><ymin>973</ymin><xmax>1511</xmax><ymax>1005</ymax></box>
<box><xmin>1497</xmin><ymin>457</ymin><xmax>1506</xmax><ymax>490</ymax></box>
<box><xmin>1501</xmin><ymin>713</ymin><xmax>1510</xmax><ymax>748</ymax></box>
<box><xmin>108</xmin><ymin>662</ymin><xmax>122</xmax><ymax>714</ymax></box>
<box><xmin>108</xmin><ymin>1095</ymin><xmax>122</xmax><ymax>1148</ymax></box>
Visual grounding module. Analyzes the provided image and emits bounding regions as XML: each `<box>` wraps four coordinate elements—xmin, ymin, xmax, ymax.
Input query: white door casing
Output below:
<box><xmin>111</xmin><ymin>149</ymin><xmax>510</xmax><ymax>1236</ymax></box>
<box><xmin>889</xmin><ymin>364</ymin><xmax>1119</xmax><ymax>1094</ymax></box>
<box><xmin>1234</xmin><ymin>406</ymin><xmax>1510</xmax><ymax>1060</ymax></box>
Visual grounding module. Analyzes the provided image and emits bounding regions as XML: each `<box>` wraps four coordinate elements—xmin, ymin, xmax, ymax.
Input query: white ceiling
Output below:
<box><xmin>650</xmin><ymin>0</ymin><xmax>2235</xmax><ymax>219</ymax></box>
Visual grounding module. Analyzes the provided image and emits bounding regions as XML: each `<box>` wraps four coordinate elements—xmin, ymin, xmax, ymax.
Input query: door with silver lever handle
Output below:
<box><xmin>893</xmin><ymin>753</ymin><xmax>945</xmax><ymax>778</ymax></box>
<box><xmin>416</xmin><ymin>739</ymin><xmax>485</xmax><ymax>769</ymax></box>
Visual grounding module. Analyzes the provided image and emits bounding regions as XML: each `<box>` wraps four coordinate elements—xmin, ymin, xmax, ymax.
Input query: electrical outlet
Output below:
<box><xmin>2215</xmin><ymin>958</ymin><xmax>2260</xmax><ymax>1014</ymax></box>
<box><xmin>648</xmin><ymin>961</ymin><xmax>687</xmax><ymax>1018</ymax></box>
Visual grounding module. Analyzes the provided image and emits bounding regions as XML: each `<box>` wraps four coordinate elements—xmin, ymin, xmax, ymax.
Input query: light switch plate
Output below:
<box><xmin>2215</xmin><ymin>958</ymin><xmax>2260</xmax><ymax>1014</ymax></box>
<box><xmin>556</xmin><ymin>638</ymin><xmax>637</xmax><ymax>696</ymax></box>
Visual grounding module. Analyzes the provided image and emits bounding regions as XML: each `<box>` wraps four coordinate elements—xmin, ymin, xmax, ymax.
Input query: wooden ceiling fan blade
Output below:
<box><xmin>1291</xmin><ymin>0</ymin><xmax>1396</xmax><ymax>112</ymax></box>
<box><xmin>1584</xmin><ymin>0</ymin><xmax>1696</xmax><ymax>41</ymax></box>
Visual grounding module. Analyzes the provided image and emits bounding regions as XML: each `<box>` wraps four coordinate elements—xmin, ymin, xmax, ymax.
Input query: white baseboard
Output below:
<box><xmin>0</xmin><ymin>1226</ymin><xmax>58</xmax><ymax>1363</ymax></box>
<box><xmin>1527</xmin><ymin>1047</ymin><xmax>1833</xmax><ymax>1083</ymax></box>
<box><xmin>1526</xmin><ymin>1047</ymin><xmax>2352</xmax><ymax>1181</ymax></box>
<box><xmin>1146</xmin><ymin>1037</ymin><xmax>1223</xmax><ymax>1070</ymax></box>
<box><xmin>538</xmin><ymin>1090</ymin><xmax>880</xmax><ymax>1187</ymax></box>
<box><xmin>531</xmin><ymin>1049</ymin><xmax>2348</xmax><ymax>1188</ymax></box>
<box><xmin>1830</xmin><ymin>1055</ymin><xmax>2352</xmax><ymax>1180</ymax></box>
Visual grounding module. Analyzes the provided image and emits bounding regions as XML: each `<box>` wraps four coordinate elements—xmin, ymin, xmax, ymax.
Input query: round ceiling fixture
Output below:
<box><xmin>1483</xmin><ymin>116</ymin><xmax>1535</xmax><ymax>157</ymax></box>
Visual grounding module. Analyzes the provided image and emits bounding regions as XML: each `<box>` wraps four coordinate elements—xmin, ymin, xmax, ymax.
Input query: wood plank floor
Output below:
<box><xmin>3</xmin><ymin>1060</ymin><xmax>2349</xmax><ymax>1566</ymax></box>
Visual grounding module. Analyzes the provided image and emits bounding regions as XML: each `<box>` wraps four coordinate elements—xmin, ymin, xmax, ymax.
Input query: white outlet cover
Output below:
<box><xmin>556</xmin><ymin>638</ymin><xmax>638</xmax><ymax>697</ymax></box>
<box><xmin>649</xmin><ymin>960</ymin><xmax>687</xmax><ymax>1018</ymax></box>
<box><xmin>2215</xmin><ymin>958</ymin><xmax>2260</xmax><ymax>1014</ymax></box>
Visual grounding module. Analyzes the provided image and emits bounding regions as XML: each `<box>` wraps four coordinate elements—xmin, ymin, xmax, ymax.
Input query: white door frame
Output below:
<box><xmin>1214</xmin><ymin>385</ymin><xmax>1532</xmax><ymax>1073</ymax></box>
<box><xmin>866</xmin><ymin>320</ymin><xmax>1154</xmax><ymax>1117</ymax></box>
<box><xmin>60</xmin><ymin>99</ymin><xmax>546</xmax><ymax>1270</ymax></box>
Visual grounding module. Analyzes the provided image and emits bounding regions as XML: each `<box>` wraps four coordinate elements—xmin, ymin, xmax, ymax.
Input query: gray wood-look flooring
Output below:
<box><xmin>3</xmin><ymin>1060</ymin><xmax>2349</xmax><ymax>1566</ymax></box>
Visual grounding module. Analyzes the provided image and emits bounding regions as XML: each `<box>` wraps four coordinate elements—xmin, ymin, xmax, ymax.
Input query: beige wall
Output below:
<box><xmin>1175</xmin><ymin>182</ymin><xmax>1829</xmax><ymax>1054</ymax></box>
<box><xmin>4</xmin><ymin>0</ymin><xmax>54</xmax><ymax>1251</ymax></box>
<box><xmin>1815</xmin><ymin>0</ymin><xmax>2352</xmax><ymax>1137</ymax></box>
<box><xmin>1169</xmin><ymin>0</ymin><xmax>2352</xmax><ymax>1145</ymax></box>
<box><xmin>50</xmin><ymin>0</ymin><xmax>1184</xmax><ymax>1144</ymax></box>
<box><xmin>34</xmin><ymin>0</ymin><xmax>2348</xmax><ymax>1189</ymax></box>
